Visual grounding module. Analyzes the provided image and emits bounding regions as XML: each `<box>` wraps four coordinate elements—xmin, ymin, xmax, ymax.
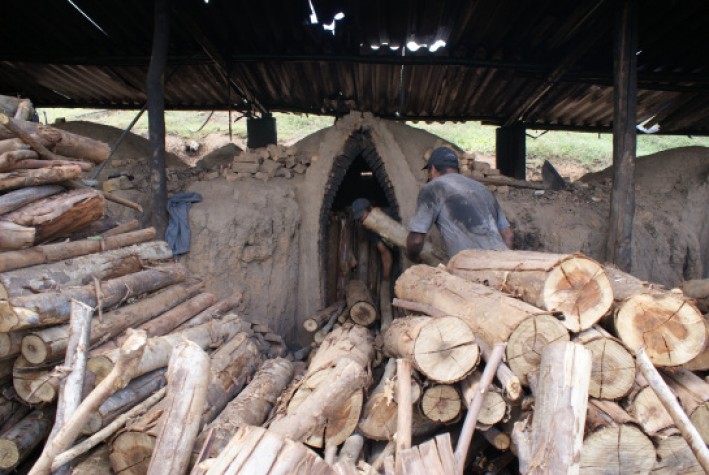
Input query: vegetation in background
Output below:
<box><xmin>38</xmin><ymin>108</ymin><xmax>709</xmax><ymax>173</ymax></box>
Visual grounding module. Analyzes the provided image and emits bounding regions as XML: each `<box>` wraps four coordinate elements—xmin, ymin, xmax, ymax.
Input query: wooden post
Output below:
<box><xmin>146</xmin><ymin>0</ymin><xmax>169</xmax><ymax>237</ymax></box>
<box><xmin>395</xmin><ymin>359</ymin><xmax>412</xmax><ymax>473</ymax></box>
<box><xmin>606</xmin><ymin>0</ymin><xmax>637</xmax><ymax>272</ymax></box>
<box><xmin>495</xmin><ymin>123</ymin><xmax>526</xmax><ymax>180</ymax></box>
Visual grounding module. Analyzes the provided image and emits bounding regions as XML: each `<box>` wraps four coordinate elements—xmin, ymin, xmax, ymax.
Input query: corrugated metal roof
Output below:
<box><xmin>1</xmin><ymin>0</ymin><xmax>708</xmax><ymax>134</ymax></box>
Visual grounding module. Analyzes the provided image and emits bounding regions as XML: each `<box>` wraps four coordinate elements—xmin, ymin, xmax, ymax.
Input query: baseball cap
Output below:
<box><xmin>351</xmin><ymin>198</ymin><xmax>371</xmax><ymax>221</ymax></box>
<box><xmin>423</xmin><ymin>146</ymin><xmax>459</xmax><ymax>170</ymax></box>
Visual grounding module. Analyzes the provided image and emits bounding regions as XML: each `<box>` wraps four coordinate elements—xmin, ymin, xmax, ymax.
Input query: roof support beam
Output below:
<box><xmin>503</xmin><ymin>2</ymin><xmax>610</xmax><ymax>127</ymax></box>
<box><xmin>147</xmin><ymin>0</ymin><xmax>169</xmax><ymax>238</ymax></box>
<box><xmin>606</xmin><ymin>0</ymin><xmax>638</xmax><ymax>272</ymax></box>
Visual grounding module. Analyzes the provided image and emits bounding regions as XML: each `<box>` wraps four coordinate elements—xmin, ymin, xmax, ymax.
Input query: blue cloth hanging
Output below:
<box><xmin>165</xmin><ymin>192</ymin><xmax>202</xmax><ymax>256</ymax></box>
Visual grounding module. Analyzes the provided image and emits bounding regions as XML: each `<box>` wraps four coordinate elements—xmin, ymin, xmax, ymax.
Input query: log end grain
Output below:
<box><xmin>579</xmin><ymin>425</ymin><xmax>655</xmax><ymax>474</ymax></box>
<box><xmin>0</xmin><ymin>439</ymin><xmax>19</xmax><ymax>469</ymax></box>
<box><xmin>689</xmin><ymin>401</ymin><xmax>709</xmax><ymax>444</ymax></box>
<box><xmin>543</xmin><ymin>256</ymin><xmax>614</xmax><ymax>332</ymax></box>
<box><xmin>86</xmin><ymin>355</ymin><xmax>113</xmax><ymax>383</ymax></box>
<box><xmin>476</xmin><ymin>390</ymin><xmax>508</xmax><ymax>426</ymax></box>
<box><xmin>413</xmin><ymin>316</ymin><xmax>478</xmax><ymax>384</ymax></box>
<box><xmin>109</xmin><ymin>431</ymin><xmax>153</xmax><ymax>475</ymax></box>
<box><xmin>349</xmin><ymin>301</ymin><xmax>377</xmax><ymax>326</ymax></box>
<box><xmin>420</xmin><ymin>385</ymin><xmax>462</xmax><ymax>424</ymax></box>
<box><xmin>506</xmin><ymin>315</ymin><xmax>570</xmax><ymax>386</ymax></box>
<box><xmin>583</xmin><ymin>337</ymin><xmax>636</xmax><ymax>400</ymax></box>
<box><xmin>616</xmin><ymin>293</ymin><xmax>705</xmax><ymax>366</ymax></box>
<box><xmin>652</xmin><ymin>435</ymin><xmax>704</xmax><ymax>474</ymax></box>
<box><xmin>20</xmin><ymin>334</ymin><xmax>50</xmax><ymax>365</ymax></box>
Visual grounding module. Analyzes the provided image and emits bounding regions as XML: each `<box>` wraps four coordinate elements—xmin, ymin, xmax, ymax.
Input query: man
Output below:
<box><xmin>351</xmin><ymin>198</ymin><xmax>394</xmax><ymax>281</ymax></box>
<box><xmin>406</xmin><ymin>146</ymin><xmax>513</xmax><ymax>262</ymax></box>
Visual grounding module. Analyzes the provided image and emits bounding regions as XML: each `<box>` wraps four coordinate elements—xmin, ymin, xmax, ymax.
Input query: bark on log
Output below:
<box><xmin>579</xmin><ymin>424</ymin><xmax>656</xmax><ymax>474</ymax></box>
<box><xmin>421</xmin><ymin>384</ymin><xmax>462</xmax><ymax>424</ymax></box>
<box><xmin>0</xmin><ymin>112</ymin><xmax>64</xmax><ymax>164</ymax></box>
<box><xmin>101</xmin><ymin>219</ymin><xmax>140</xmax><ymax>237</ymax></box>
<box><xmin>605</xmin><ymin>265</ymin><xmax>705</xmax><ymax>366</ymax></box>
<box><xmin>0</xmin><ymin>185</ymin><xmax>64</xmax><ymax>215</ymax></box>
<box><xmin>197</xmin><ymin>358</ymin><xmax>294</xmax><ymax>459</ymax></box>
<box><xmin>2</xmin><ymin>188</ymin><xmax>105</xmax><ymax>244</ymax></box>
<box><xmin>663</xmin><ymin>369</ymin><xmax>709</xmax><ymax>444</ymax></box>
<box><xmin>0</xmin><ymin>117</ymin><xmax>110</xmax><ymax>163</ymax></box>
<box><xmin>176</xmin><ymin>294</ymin><xmax>243</xmax><ymax>330</ymax></box>
<box><xmin>448</xmin><ymin>249</ymin><xmax>613</xmax><ymax>332</ymax></box>
<box><xmin>0</xmin><ymin>138</ymin><xmax>29</xmax><ymax>154</ymax></box>
<box><xmin>87</xmin><ymin>313</ymin><xmax>250</xmax><ymax>383</ymax></box>
<box><xmin>460</xmin><ymin>372</ymin><xmax>509</xmax><ymax>426</ymax></box>
<box><xmin>1</xmin><ymin>263</ymin><xmax>186</xmax><ymax>332</ymax></box>
<box><xmin>337</xmin><ymin>433</ymin><xmax>364</xmax><ymax>465</ymax></box>
<box><xmin>0</xmin><ymin>221</ymin><xmax>34</xmax><ymax>251</ymax></box>
<box><xmin>382</xmin><ymin>315</ymin><xmax>478</xmax><ymax>383</ymax></box>
<box><xmin>574</xmin><ymin>326</ymin><xmax>636</xmax><ymax>400</ymax></box>
<box><xmin>146</xmin><ymin>342</ymin><xmax>210</xmax><ymax>475</ymax></box>
<box><xmin>362</xmin><ymin>207</ymin><xmax>445</xmax><ymax>265</ymax></box>
<box><xmin>1</xmin><ymin>240</ymin><xmax>173</xmax><ymax>298</ymax></box>
<box><xmin>271</xmin><ymin>324</ymin><xmax>373</xmax><ymax>447</ymax></box>
<box><xmin>0</xmin><ymin>227</ymin><xmax>156</xmax><ymax>273</ymax></box>
<box><xmin>0</xmin><ymin>165</ymin><xmax>82</xmax><ymax>192</ymax></box>
<box><xmin>0</xmin><ymin>149</ymin><xmax>39</xmax><ymax>171</ymax></box>
<box><xmin>346</xmin><ymin>280</ymin><xmax>377</xmax><ymax>326</ymax></box>
<box><xmin>521</xmin><ymin>342</ymin><xmax>591</xmax><ymax>474</ymax></box>
<box><xmin>0</xmin><ymin>406</ymin><xmax>55</xmax><ymax>470</ymax></box>
<box><xmin>198</xmin><ymin>425</ymin><xmax>335</xmax><ymax>475</ymax></box>
<box><xmin>22</xmin><ymin>281</ymin><xmax>201</xmax><ymax>365</ymax></box>
<box><xmin>0</xmin><ymin>387</ymin><xmax>30</xmax><ymax>433</ymax></box>
<box><xmin>394</xmin><ymin>265</ymin><xmax>566</xmax><ymax>385</ymax></box>
<box><xmin>0</xmin><ymin>330</ymin><xmax>26</xmax><ymax>359</ymax></box>
<box><xmin>136</xmin><ymin>292</ymin><xmax>214</xmax><ymax>339</ymax></box>
<box><xmin>303</xmin><ymin>301</ymin><xmax>344</xmax><ymax>333</ymax></box>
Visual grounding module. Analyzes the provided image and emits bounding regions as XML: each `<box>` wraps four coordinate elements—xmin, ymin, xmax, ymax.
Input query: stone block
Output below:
<box><xmin>232</xmin><ymin>162</ymin><xmax>261</xmax><ymax>174</ymax></box>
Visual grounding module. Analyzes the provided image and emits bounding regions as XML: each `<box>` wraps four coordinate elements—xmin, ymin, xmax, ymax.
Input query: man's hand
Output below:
<box><xmin>406</xmin><ymin>232</ymin><xmax>426</xmax><ymax>263</ymax></box>
<box><xmin>376</xmin><ymin>241</ymin><xmax>393</xmax><ymax>280</ymax></box>
<box><xmin>501</xmin><ymin>227</ymin><xmax>514</xmax><ymax>250</ymax></box>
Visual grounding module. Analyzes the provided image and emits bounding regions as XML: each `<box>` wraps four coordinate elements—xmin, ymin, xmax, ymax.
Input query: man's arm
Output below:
<box><xmin>406</xmin><ymin>232</ymin><xmax>426</xmax><ymax>262</ymax></box>
<box><xmin>500</xmin><ymin>227</ymin><xmax>514</xmax><ymax>250</ymax></box>
<box><xmin>376</xmin><ymin>241</ymin><xmax>393</xmax><ymax>280</ymax></box>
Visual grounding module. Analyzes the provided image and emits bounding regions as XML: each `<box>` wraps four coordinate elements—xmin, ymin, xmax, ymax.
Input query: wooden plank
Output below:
<box><xmin>417</xmin><ymin>439</ymin><xmax>446</xmax><ymax>475</ymax></box>
<box><xmin>399</xmin><ymin>446</ymin><xmax>427</xmax><ymax>475</ymax></box>
<box><xmin>239</xmin><ymin>430</ymin><xmax>283</xmax><ymax>474</ymax></box>
<box><xmin>435</xmin><ymin>433</ymin><xmax>457</xmax><ymax>475</ymax></box>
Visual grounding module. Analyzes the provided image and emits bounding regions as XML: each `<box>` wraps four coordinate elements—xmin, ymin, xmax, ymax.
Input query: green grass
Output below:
<box><xmin>37</xmin><ymin>108</ymin><xmax>709</xmax><ymax>172</ymax></box>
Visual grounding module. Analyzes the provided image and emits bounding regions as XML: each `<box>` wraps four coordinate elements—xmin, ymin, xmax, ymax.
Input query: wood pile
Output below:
<box><xmin>198</xmin><ymin>143</ymin><xmax>312</xmax><ymax>182</ymax></box>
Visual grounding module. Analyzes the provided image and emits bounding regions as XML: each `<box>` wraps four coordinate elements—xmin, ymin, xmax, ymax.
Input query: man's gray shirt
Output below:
<box><xmin>409</xmin><ymin>173</ymin><xmax>510</xmax><ymax>256</ymax></box>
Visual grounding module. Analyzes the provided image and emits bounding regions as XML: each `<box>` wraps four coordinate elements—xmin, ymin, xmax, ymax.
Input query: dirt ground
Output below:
<box><xmin>60</xmin><ymin>119</ymin><xmax>709</xmax><ymax>341</ymax></box>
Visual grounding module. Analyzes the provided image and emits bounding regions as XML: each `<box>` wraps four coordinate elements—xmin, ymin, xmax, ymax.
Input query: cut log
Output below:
<box><xmin>0</xmin><ymin>406</ymin><xmax>55</xmax><ymax>470</ymax></box>
<box><xmin>605</xmin><ymin>266</ymin><xmax>705</xmax><ymax>367</ymax></box>
<box><xmin>22</xmin><ymin>281</ymin><xmax>201</xmax><ymax>365</ymax></box>
<box><xmin>0</xmin><ymin>117</ymin><xmax>110</xmax><ymax>163</ymax></box>
<box><xmin>395</xmin><ymin>358</ymin><xmax>412</xmax><ymax>473</ymax></box>
<box><xmin>382</xmin><ymin>315</ymin><xmax>478</xmax><ymax>383</ymax></box>
<box><xmin>420</xmin><ymin>384</ymin><xmax>462</xmax><ymax>424</ymax></box>
<box><xmin>0</xmin><ymin>221</ymin><xmax>34</xmax><ymax>251</ymax></box>
<box><xmin>0</xmin><ymin>138</ymin><xmax>29</xmax><ymax>154</ymax></box>
<box><xmin>585</xmin><ymin>398</ymin><xmax>637</xmax><ymax>432</ymax></box>
<box><xmin>448</xmin><ymin>249</ymin><xmax>613</xmax><ymax>332</ymax></box>
<box><xmin>362</xmin><ymin>207</ymin><xmax>445</xmax><ymax>265</ymax></box>
<box><xmin>663</xmin><ymin>369</ymin><xmax>709</xmax><ymax>444</ymax></box>
<box><xmin>682</xmin><ymin>279</ymin><xmax>709</xmax><ymax>313</ymax></box>
<box><xmin>69</xmin><ymin>445</ymin><xmax>114</xmax><ymax>475</ymax></box>
<box><xmin>652</xmin><ymin>435</ymin><xmax>704</xmax><ymax>474</ymax></box>
<box><xmin>337</xmin><ymin>433</ymin><xmax>364</xmax><ymax>465</ymax></box>
<box><xmin>680</xmin><ymin>318</ymin><xmax>709</xmax><ymax>371</ymax></box>
<box><xmin>176</xmin><ymin>294</ymin><xmax>243</xmax><ymax>330</ymax></box>
<box><xmin>0</xmin><ymin>165</ymin><xmax>82</xmax><ymax>192</ymax></box>
<box><xmin>101</xmin><ymin>219</ymin><xmax>140</xmax><ymax>237</ymax></box>
<box><xmin>506</xmin><ymin>314</ymin><xmax>570</xmax><ymax>385</ymax></box>
<box><xmin>1</xmin><ymin>263</ymin><xmax>186</xmax><ymax>332</ymax></box>
<box><xmin>87</xmin><ymin>313</ymin><xmax>250</xmax><ymax>383</ymax></box>
<box><xmin>271</xmin><ymin>324</ymin><xmax>373</xmax><ymax>447</ymax></box>
<box><xmin>0</xmin><ymin>185</ymin><xmax>64</xmax><ymax>215</ymax></box>
<box><xmin>346</xmin><ymin>280</ymin><xmax>377</xmax><ymax>326</ymax></box>
<box><xmin>522</xmin><ymin>342</ymin><xmax>591</xmax><ymax>475</ymax></box>
<box><xmin>0</xmin><ymin>387</ymin><xmax>29</xmax><ymax>432</ymax></box>
<box><xmin>198</xmin><ymin>425</ymin><xmax>335</xmax><ymax>475</ymax></box>
<box><xmin>13</xmin><ymin>355</ymin><xmax>63</xmax><ymax>404</ymax></box>
<box><xmin>82</xmin><ymin>369</ymin><xmax>167</xmax><ymax>436</ymax></box>
<box><xmin>0</xmin><ymin>96</ymin><xmax>24</xmax><ymax>117</ymax></box>
<box><xmin>460</xmin><ymin>372</ymin><xmax>509</xmax><ymax>426</ymax></box>
<box><xmin>1</xmin><ymin>240</ymin><xmax>173</xmax><ymax>298</ymax></box>
<box><xmin>0</xmin><ymin>330</ymin><xmax>26</xmax><ymax>359</ymax></box>
<box><xmin>146</xmin><ymin>341</ymin><xmax>210</xmax><ymax>475</ymax></box>
<box><xmin>0</xmin><ymin>227</ymin><xmax>156</xmax><ymax>273</ymax></box>
<box><xmin>580</xmin><ymin>424</ymin><xmax>656</xmax><ymax>474</ymax></box>
<box><xmin>303</xmin><ymin>300</ymin><xmax>344</xmax><ymax>333</ymax></box>
<box><xmin>627</xmin><ymin>375</ymin><xmax>675</xmax><ymax>436</ymax></box>
<box><xmin>482</xmin><ymin>426</ymin><xmax>511</xmax><ymax>452</ymax></box>
<box><xmin>0</xmin><ymin>150</ymin><xmax>38</xmax><ymax>172</ymax></box>
<box><xmin>574</xmin><ymin>326</ymin><xmax>636</xmax><ymax>400</ymax></box>
<box><xmin>2</xmin><ymin>188</ymin><xmax>105</xmax><ymax>244</ymax></box>
<box><xmin>135</xmin><ymin>292</ymin><xmax>215</xmax><ymax>338</ymax></box>
<box><xmin>197</xmin><ymin>358</ymin><xmax>294</xmax><ymax>459</ymax></box>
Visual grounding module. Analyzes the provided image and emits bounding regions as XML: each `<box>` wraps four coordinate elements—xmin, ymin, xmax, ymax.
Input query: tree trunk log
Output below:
<box><xmin>2</xmin><ymin>188</ymin><xmax>105</xmax><ymax>244</ymax></box>
<box><xmin>460</xmin><ymin>372</ymin><xmax>509</xmax><ymax>426</ymax></box>
<box><xmin>0</xmin><ymin>165</ymin><xmax>82</xmax><ymax>192</ymax></box>
<box><xmin>0</xmin><ymin>221</ymin><xmax>34</xmax><ymax>251</ymax></box>
<box><xmin>0</xmin><ymin>117</ymin><xmax>110</xmax><ymax>163</ymax></box>
<box><xmin>197</xmin><ymin>358</ymin><xmax>294</xmax><ymax>459</ymax></box>
<box><xmin>0</xmin><ymin>406</ymin><xmax>55</xmax><ymax>470</ymax></box>
<box><xmin>580</xmin><ymin>424</ymin><xmax>655</xmax><ymax>474</ymax></box>
<box><xmin>522</xmin><ymin>342</ymin><xmax>591</xmax><ymax>474</ymax></box>
<box><xmin>0</xmin><ymin>185</ymin><xmax>64</xmax><ymax>215</ymax></box>
<box><xmin>626</xmin><ymin>373</ymin><xmax>675</xmax><ymax>436</ymax></box>
<box><xmin>22</xmin><ymin>281</ymin><xmax>201</xmax><ymax>365</ymax></box>
<box><xmin>0</xmin><ymin>150</ymin><xmax>38</xmax><ymax>172</ymax></box>
<box><xmin>198</xmin><ymin>425</ymin><xmax>335</xmax><ymax>475</ymax></box>
<box><xmin>1</xmin><ymin>240</ymin><xmax>173</xmax><ymax>298</ymax></box>
<box><xmin>0</xmin><ymin>386</ymin><xmax>30</xmax><ymax>433</ymax></box>
<box><xmin>87</xmin><ymin>313</ymin><xmax>250</xmax><ymax>383</ymax></box>
<box><xmin>573</xmin><ymin>325</ymin><xmax>636</xmax><ymax>400</ymax></box>
<box><xmin>0</xmin><ymin>96</ymin><xmax>24</xmax><ymax>117</ymax></box>
<box><xmin>0</xmin><ymin>330</ymin><xmax>26</xmax><ymax>359</ymax></box>
<box><xmin>420</xmin><ymin>384</ymin><xmax>462</xmax><ymax>424</ymax></box>
<box><xmin>382</xmin><ymin>315</ymin><xmax>478</xmax><ymax>383</ymax></box>
<box><xmin>362</xmin><ymin>207</ymin><xmax>445</xmax><ymax>265</ymax></box>
<box><xmin>506</xmin><ymin>314</ymin><xmax>570</xmax><ymax>386</ymax></box>
<box><xmin>337</xmin><ymin>432</ymin><xmax>364</xmax><ymax>465</ymax></box>
<box><xmin>652</xmin><ymin>435</ymin><xmax>704</xmax><ymax>474</ymax></box>
<box><xmin>585</xmin><ymin>398</ymin><xmax>637</xmax><ymax>432</ymax></box>
<box><xmin>680</xmin><ymin>318</ymin><xmax>709</xmax><ymax>371</ymax></box>
<box><xmin>663</xmin><ymin>369</ymin><xmax>709</xmax><ymax>444</ymax></box>
<box><xmin>0</xmin><ymin>138</ymin><xmax>29</xmax><ymax>154</ymax></box>
<box><xmin>0</xmin><ymin>227</ymin><xmax>156</xmax><ymax>273</ymax></box>
<box><xmin>1</xmin><ymin>263</ymin><xmax>186</xmax><ymax>332</ymax></box>
<box><xmin>395</xmin><ymin>359</ymin><xmax>412</xmax><ymax>473</ymax></box>
<box><xmin>605</xmin><ymin>265</ymin><xmax>705</xmax><ymax>367</ymax></box>
<box><xmin>448</xmin><ymin>249</ymin><xmax>613</xmax><ymax>332</ymax></box>
<box><xmin>303</xmin><ymin>300</ymin><xmax>344</xmax><ymax>333</ymax></box>
<box><xmin>346</xmin><ymin>280</ymin><xmax>377</xmax><ymax>326</ymax></box>
<box><xmin>136</xmin><ymin>292</ymin><xmax>214</xmax><ymax>339</ymax></box>
<box><xmin>271</xmin><ymin>324</ymin><xmax>373</xmax><ymax>447</ymax></box>
<box><xmin>145</xmin><ymin>342</ymin><xmax>210</xmax><ymax>475</ymax></box>
<box><xmin>176</xmin><ymin>294</ymin><xmax>243</xmax><ymax>330</ymax></box>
